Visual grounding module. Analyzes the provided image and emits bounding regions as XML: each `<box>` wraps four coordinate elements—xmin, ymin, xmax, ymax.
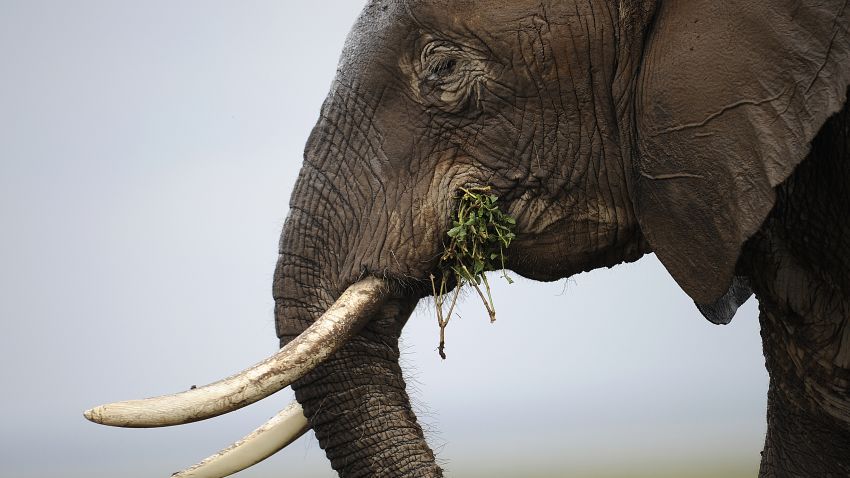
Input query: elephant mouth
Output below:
<box><xmin>84</xmin><ymin>276</ymin><xmax>393</xmax><ymax>477</ymax></box>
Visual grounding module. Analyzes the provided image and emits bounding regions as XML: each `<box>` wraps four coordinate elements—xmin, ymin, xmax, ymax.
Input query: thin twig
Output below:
<box><xmin>461</xmin><ymin>263</ymin><xmax>495</xmax><ymax>321</ymax></box>
<box><xmin>432</xmin><ymin>186</ymin><xmax>515</xmax><ymax>358</ymax></box>
<box><xmin>437</xmin><ymin>285</ymin><xmax>461</xmax><ymax>359</ymax></box>
<box><xmin>481</xmin><ymin>273</ymin><xmax>496</xmax><ymax>322</ymax></box>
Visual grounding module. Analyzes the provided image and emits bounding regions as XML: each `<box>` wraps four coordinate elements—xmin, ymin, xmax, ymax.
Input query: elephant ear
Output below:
<box><xmin>695</xmin><ymin>276</ymin><xmax>753</xmax><ymax>326</ymax></box>
<box><xmin>634</xmin><ymin>0</ymin><xmax>850</xmax><ymax>303</ymax></box>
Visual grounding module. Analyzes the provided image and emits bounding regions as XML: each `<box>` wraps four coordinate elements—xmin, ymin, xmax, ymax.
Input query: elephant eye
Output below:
<box><xmin>427</xmin><ymin>58</ymin><xmax>457</xmax><ymax>81</ymax></box>
<box><xmin>417</xmin><ymin>41</ymin><xmax>486</xmax><ymax>114</ymax></box>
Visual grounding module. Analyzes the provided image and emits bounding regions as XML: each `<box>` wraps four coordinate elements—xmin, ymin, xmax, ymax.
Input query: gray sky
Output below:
<box><xmin>1</xmin><ymin>2</ymin><xmax>767</xmax><ymax>477</ymax></box>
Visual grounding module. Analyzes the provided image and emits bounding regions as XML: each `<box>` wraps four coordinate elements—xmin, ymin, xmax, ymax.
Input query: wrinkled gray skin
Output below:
<box><xmin>273</xmin><ymin>1</ymin><xmax>850</xmax><ymax>476</ymax></box>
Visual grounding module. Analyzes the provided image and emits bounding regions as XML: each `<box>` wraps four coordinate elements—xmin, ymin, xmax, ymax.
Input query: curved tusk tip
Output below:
<box><xmin>83</xmin><ymin>406</ymin><xmax>102</xmax><ymax>424</ymax></box>
<box><xmin>170</xmin><ymin>401</ymin><xmax>310</xmax><ymax>478</ymax></box>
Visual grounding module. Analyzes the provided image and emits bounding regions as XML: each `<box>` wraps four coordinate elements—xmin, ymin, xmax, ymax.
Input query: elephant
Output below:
<box><xmin>85</xmin><ymin>1</ymin><xmax>850</xmax><ymax>477</ymax></box>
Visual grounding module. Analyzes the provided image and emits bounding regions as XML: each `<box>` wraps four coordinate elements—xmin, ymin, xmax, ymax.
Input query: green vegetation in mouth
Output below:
<box><xmin>431</xmin><ymin>186</ymin><xmax>516</xmax><ymax>359</ymax></box>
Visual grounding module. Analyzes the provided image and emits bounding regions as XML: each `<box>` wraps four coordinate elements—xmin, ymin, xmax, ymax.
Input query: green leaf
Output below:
<box><xmin>436</xmin><ymin>186</ymin><xmax>517</xmax><ymax>352</ymax></box>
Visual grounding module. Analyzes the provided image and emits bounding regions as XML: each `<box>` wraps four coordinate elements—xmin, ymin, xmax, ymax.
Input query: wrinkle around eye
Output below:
<box><xmin>411</xmin><ymin>39</ymin><xmax>496</xmax><ymax>115</ymax></box>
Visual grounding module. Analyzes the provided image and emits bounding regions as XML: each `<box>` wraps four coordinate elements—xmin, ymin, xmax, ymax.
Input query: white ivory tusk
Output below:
<box><xmin>84</xmin><ymin>277</ymin><xmax>387</xmax><ymax>427</ymax></box>
<box><xmin>171</xmin><ymin>401</ymin><xmax>310</xmax><ymax>478</ymax></box>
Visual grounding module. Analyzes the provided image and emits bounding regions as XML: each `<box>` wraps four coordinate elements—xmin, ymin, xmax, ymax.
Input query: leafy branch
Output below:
<box><xmin>431</xmin><ymin>186</ymin><xmax>516</xmax><ymax>359</ymax></box>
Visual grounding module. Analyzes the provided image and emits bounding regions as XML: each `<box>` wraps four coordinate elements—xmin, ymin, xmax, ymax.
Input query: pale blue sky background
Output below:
<box><xmin>1</xmin><ymin>2</ymin><xmax>767</xmax><ymax>477</ymax></box>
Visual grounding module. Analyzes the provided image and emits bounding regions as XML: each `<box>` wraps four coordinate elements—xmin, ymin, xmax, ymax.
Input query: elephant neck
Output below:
<box><xmin>742</xmin><ymin>97</ymin><xmax>850</xmax><ymax>477</ymax></box>
<box><xmin>749</xmin><ymin>204</ymin><xmax>850</xmax><ymax>478</ymax></box>
<box><xmin>749</xmin><ymin>233</ymin><xmax>850</xmax><ymax>476</ymax></box>
<box><xmin>759</xmin><ymin>379</ymin><xmax>850</xmax><ymax>477</ymax></box>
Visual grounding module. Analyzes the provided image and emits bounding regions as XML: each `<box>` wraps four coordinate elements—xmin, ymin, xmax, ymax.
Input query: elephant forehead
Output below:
<box><xmin>336</xmin><ymin>2</ymin><xmax>416</xmax><ymax>78</ymax></box>
<box><xmin>338</xmin><ymin>0</ymin><xmax>597</xmax><ymax>73</ymax></box>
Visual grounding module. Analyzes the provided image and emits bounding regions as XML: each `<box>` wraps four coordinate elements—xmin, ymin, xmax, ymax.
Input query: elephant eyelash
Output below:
<box><xmin>427</xmin><ymin>57</ymin><xmax>458</xmax><ymax>81</ymax></box>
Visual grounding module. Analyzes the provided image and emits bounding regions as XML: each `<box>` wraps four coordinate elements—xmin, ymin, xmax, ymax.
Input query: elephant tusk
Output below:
<box><xmin>171</xmin><ymin>400</ymin><xmax>310</xmax><ymax>478</ymax></box>
<box><xmin>84</xmin><ymin>277</ymin><xmax>387</xmax><ymax>427</ymax></box>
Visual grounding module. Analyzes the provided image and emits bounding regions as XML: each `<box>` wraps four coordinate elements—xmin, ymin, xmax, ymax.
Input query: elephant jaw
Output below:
<box><xmin>83</xmin><ymin>277</ymin><xmax>391</xmax><ymax>476</ymax></box>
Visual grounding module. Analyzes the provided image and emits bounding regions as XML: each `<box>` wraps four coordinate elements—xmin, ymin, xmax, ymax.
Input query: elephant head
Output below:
<box><xmin>86</xmin><ymin>1</ymin><xmax>850</xmax><ymax>477</ymax></box>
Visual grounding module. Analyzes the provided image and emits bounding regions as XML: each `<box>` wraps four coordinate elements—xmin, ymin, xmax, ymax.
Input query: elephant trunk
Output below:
<box><xmin>285</xmin><ymin>297</ymin><xmax>442</xmax><ymax>477</ymax></box>
<box><xmin>273</xmin><ymin>144</ymin><xmax>442</xmax><ymax>476</ymax></box>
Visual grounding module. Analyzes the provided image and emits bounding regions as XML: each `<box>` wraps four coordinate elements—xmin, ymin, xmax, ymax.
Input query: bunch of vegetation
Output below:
<box><xmin>431</xmin><ymin>186</ymin><xmax>516</xmax><ymax>359</ymax></box>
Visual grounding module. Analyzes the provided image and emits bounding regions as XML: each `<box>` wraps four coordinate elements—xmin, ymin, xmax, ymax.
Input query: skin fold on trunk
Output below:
<box><xmin>741</xmin><ymin>93</ymin><xmax>850</xmax><ymax>477</ymax></box>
